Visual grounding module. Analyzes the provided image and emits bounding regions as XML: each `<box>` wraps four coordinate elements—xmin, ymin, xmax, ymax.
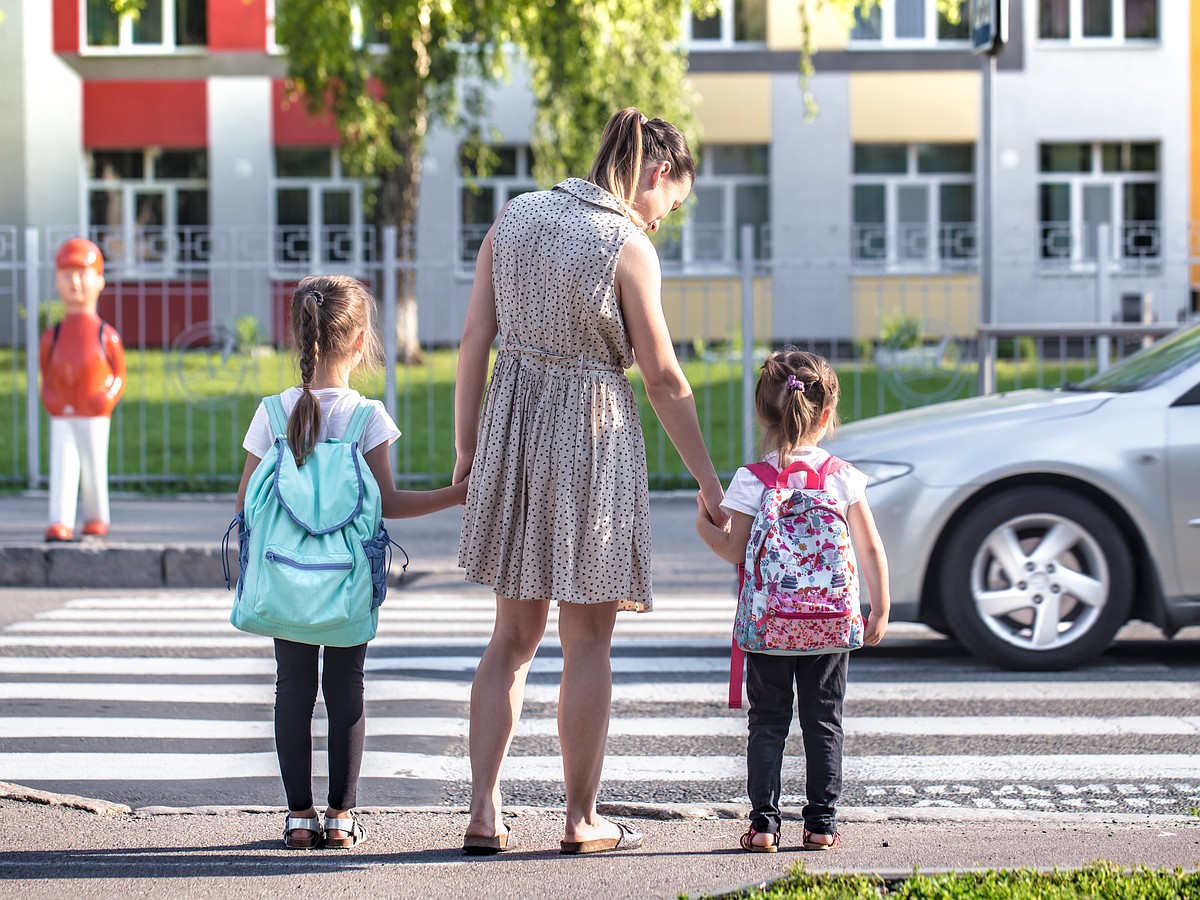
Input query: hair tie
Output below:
<box><xmin>786</xmin><ymin>374</ymin><xmax>806</xmax><ymax>394</ymax></box>
<box><xmin>639</xmin><ymin>114</ymin><xmax>648</xmax><ymax>125</ymax></box>
<box><xmin>308</xmin><ymin>290</ymin><xmax>324</xmax><ymax>306</ymax></box>
<box><xmin>301</xmin><ymin>383</ymin><xmax>313</xmax><ymax>391</ymax></box>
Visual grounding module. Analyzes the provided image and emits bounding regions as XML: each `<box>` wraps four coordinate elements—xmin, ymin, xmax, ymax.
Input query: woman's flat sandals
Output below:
<box><xmin>463</xmin><ymin>824</ymin><xmax>516</xmax><ymax>855</ymax></box>
<box><xmin>323</xmin><ymin>814</ymin><xmax>368</xmax><ymax>849</ymax></box>
<box><xmin>560</xmin><ymin>821</ymin><xmax>644</xmax><ymax>855</ymax></box>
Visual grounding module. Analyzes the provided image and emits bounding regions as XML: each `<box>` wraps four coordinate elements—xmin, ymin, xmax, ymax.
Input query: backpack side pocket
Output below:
<box><xmin>362</xmin><ymin>526</ymin><xmax>409</xmax><ymax>610</ymax></box>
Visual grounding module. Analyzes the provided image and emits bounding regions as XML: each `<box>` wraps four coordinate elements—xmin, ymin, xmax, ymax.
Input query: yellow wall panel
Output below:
<box><xmin>687</xmin><ymin>74</ymin><xmax>772</xmax><ymax>143</ymax></box>
<box><xmin>851</xmin><ymin>275</ymin><xmax>980</xmax><ymax>340</ymax></box>
<box><xmin>850</xmin><ymin>72</ymin><xmax>980</xmax><ymax>142</ymax></box>
<box><xmin>770</xmin><ymin>0</ymin><xmax>850</xmax><ymax>51</ymax></box>
<box><xmin>662</xmin><ymin>276</ymin><xmax>772</xmax><ymax>342</ymax></box>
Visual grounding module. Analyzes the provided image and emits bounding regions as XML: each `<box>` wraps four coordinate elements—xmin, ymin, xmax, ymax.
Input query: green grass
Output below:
<box><xmin>1</xmin><ymin>347</ymin><xmax>1094</xmax><ymax>493</ymax></box>
<box><xmin>691</xmin><ymin>862</ymin><xmax>1200</xmax><ymax>899</ymax></box>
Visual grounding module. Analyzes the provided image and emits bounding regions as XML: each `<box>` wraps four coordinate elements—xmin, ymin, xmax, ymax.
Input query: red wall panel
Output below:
<box><xmin>209</xmin><ymin>0</ymin><xmax>269</xmax><ymax>51</ymax></box>
<box><xmin>83</xmin><ymin>81</ymin><xmax>208</xmax><ymax>148</ymax></box>
<box><xmin>272</xmin><ymin>79</ymin><xmax>340</xmax><ymax>146</ymax></box>
<box><xmin>53</xmin><ymin>0</ymin><xmax>79</xmax><ymax>53</ymax></box>
<box><xmin>99</xmin><ymin>282</ymin><xmax>211</xmax><ymax>349</ymax></box>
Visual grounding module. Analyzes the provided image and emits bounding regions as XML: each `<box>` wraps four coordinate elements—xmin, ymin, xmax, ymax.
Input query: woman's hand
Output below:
<box><xmin>452</xmin><ymin>452</ymin><xmax>474</xmax><ymax>486</ymax></box>
<box><xmin>699</xmin><ymin>479</ymin><xmax>727</xmax><ymax>529</ymax></box>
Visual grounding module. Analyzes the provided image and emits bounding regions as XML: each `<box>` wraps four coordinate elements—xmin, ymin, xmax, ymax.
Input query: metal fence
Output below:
<box><xmin>3</xmin><ymin>222</ymin><xmax>1196</xmax><ymax>492</ymax></box>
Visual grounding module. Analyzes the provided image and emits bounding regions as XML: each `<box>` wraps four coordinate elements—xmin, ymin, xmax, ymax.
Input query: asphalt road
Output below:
<box><xmin>1</xmin><ymin>584</ymin><xmax>1197</xmax><ymax>817</ymax></box>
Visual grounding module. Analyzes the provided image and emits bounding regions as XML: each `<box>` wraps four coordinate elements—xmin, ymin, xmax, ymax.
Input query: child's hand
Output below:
<box><xmin>864</xmin><ymin>610</ymin><xmax>889</xmax><ymax>646</ymax></box>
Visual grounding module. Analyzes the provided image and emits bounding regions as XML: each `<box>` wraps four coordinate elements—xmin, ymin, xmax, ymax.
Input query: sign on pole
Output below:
<box><xmin>970</xmin><ymin>0</ymin><xmax>1006</xmax><ymax>56</ymax></box>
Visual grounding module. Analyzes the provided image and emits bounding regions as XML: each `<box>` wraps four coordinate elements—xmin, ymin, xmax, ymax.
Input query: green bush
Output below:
<box><xmin>880</xmin><ymin>314</ymin><xmax>923</xmax><ymax>350</ymax></box>
<box><xmin>17</xmin><ymin>300</ymin><xmax>66</xmax><ymax>333</ymax></box>
<box><xmin>997</xmin><ymin>336</ymin><xmax>1038</xmax><ymax>361</ymax></box>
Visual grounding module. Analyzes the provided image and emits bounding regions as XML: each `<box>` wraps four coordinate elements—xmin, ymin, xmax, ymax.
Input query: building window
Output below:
<box><xmin>1038</xmin><ymin>142</ymin><xmax>1159</xmax><ymax>265</ymax></box>
<box><xmin>688</xmin><ymin>0</ymin><xmax>767</xmax><ymax>45</ymax></box>
<box><xmin>850</xmin><ymin>0</ymin><xmax>969</xmax><ymax>45</ymax></box>
<box><xmin>657</xmin><ymin>144</ymin><xmax>770</xmax><ymax>269</ymax></box>
<box><xmin>1038</xmin><ymin>0</ymin><xmax>1158</xmax><ymax>41</ymax></box>
<box><xmin>84</xmin><ymin>0</ymin><xmax>208</xmax><ymax>51</ymax></box>
<box><xmin>459</xmin><ymin>145</ymin><xmax>536</xmax><ymax>263</ymax></box>
<box><xmin>273</xmin><ymin>148</ymin><xmax>367</xmax><ymax>270</ymax></box>
<box><xmin>87</xmin><ymin>148</ymin><xmax>209</xmax><ymax>273</ymax></box>
<box><xmin>852</xmin><ymin>143</ymin><xmax>975</xmax><ymax>270</ymax></box>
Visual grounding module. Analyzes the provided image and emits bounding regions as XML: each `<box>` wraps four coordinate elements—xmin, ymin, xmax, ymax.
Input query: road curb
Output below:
<box><xmin>5</xmin><ymin>787</ymin><xmax>1195</xmax><ymax>827</ymax></box>
<box><xmin>0</xmin><ymin>542</ymin><xmax>421</xmax><ymax>589</ymax></box>
<box><xmin>0</xmin><ymin>780</ymin><xmax>131</xmax><ymax>817</ymax></box>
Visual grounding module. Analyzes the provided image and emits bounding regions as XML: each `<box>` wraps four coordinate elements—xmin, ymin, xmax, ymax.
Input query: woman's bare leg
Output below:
<box><xmin>558</xmin><ymin>600</ymin><xmax>622</xmax><ymax>843</ymax></box>
<box><xmin>465</xmin><ymin>595</ymin><xmax>549</xmax><ymax>837</ymax></box>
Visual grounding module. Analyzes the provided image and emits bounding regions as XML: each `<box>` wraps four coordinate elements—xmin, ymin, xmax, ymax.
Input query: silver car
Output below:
<box><xmin>827</xmin><ymin>322</ymin><xmax>1200</xmax><ymax>670</ymax></box>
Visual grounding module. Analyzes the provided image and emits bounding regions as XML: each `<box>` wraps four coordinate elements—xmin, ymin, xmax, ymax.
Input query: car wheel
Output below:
<box><xmin>939</xmin><ymin>487</ymin><xmax>1134</xmax><ymax>670</ymax></box>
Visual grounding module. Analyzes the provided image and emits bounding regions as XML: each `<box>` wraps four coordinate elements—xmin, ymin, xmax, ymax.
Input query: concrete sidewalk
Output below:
<box><xmin>1</xmin><ymin>784</ymin><xmax>1197</xmax><ymax>898</ymax></box>
<box><xmin>0</xmin><ymin>492</ymin><xmax>731</xmax><ymax>592</ymax></box>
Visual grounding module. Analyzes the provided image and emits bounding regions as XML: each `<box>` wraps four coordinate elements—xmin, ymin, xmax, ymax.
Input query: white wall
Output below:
<box><xmin>15</xmin><ymin>1</ymin><xmax>84</xmax><ymax>232</ymax></box>
<box><xmin>207</xmin><ymin>76</ymin><xmax>274</xmax><ymax>330</ymax></box>
<box><xmin>991</xmin><ymin>1</ymin><xmax>1191</xmax><ymax>324</ymax></box>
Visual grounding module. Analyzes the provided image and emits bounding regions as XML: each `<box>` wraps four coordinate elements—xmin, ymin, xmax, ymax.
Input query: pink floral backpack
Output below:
<box><xmin>728</xmin><ymin>456</ymin><xmax>865</xmax><ymax>708</ymax></box>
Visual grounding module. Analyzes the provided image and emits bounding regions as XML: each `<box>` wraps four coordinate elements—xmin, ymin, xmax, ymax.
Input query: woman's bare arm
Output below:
<box><xmin>617</xmin><ymin>235</ymin><xmax>725</xmax><ymax>524</ymax></box>
<box><xmin>452</xmin><ymin>216</ymin><xmax>502</xmax><ymax>486</ymax></box>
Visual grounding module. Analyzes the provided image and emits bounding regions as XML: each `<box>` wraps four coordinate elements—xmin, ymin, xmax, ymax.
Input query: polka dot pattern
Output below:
<box><xmin>458</xmin><ymin>178</ymin><xmax>653</xmax><ymax>613</ymax></box>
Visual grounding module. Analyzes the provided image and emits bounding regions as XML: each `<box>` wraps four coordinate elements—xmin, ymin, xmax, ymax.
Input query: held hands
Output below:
<box><xmin>699</xmin><ymin>480</ymin><xmax>727</xmax><ymax>529</ymax></box>
<box><xmin>694</xmin><ymin>491</ymin><xmax>726</xmax><ymax>537</ymax></box>
<box><xmin>451</xmin><ymin>451</ymin><xmax>474</xmax><ymax>488</ymax></box>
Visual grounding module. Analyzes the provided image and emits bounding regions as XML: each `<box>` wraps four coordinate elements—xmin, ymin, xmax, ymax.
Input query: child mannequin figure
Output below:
<box><xmin>39</xmin><ymin>238</ymin><xmax>126</xmax><ymax>542</ymax></box>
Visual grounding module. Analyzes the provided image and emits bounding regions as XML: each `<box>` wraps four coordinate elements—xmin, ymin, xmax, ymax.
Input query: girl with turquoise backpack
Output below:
<box><xmin>231</xmin><ymin>275</ymin><xmax>467</xmax><ymax>850</ymax></box>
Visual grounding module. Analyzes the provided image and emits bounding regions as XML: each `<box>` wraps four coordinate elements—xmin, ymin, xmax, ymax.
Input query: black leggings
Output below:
<box><xmin>273</xmin><ymin>639</ymin><xmax>367</xmax><ymax>812</ymax></box>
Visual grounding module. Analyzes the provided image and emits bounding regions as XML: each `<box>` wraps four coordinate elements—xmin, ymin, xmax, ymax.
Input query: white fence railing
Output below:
<box><xmin>3</xmin><ymin>222</ymin><xmax>1197</xmax><ymax>491</ymax></box>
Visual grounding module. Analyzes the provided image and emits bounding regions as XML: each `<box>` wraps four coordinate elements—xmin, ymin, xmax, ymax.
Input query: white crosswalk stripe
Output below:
<box><xmin>0</xmin><ymin>593</ymin><xmax>1197</xmax><ymax>814</ymax></box>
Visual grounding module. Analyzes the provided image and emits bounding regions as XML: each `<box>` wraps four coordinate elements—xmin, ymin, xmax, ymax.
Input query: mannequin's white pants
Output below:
<box><xmin>47</xmin><ymin>416</ymin><xmax>112</xmax><ymax>530</ymax></box>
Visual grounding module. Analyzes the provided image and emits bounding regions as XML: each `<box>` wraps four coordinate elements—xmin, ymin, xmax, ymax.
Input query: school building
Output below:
<box><xmin>1</xmin><ymin>0</ymin><xmax>1195</xmax><ymax>347</ymax></box>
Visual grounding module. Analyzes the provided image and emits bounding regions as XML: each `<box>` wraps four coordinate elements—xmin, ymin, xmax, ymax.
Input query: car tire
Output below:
<box><xmin>939</xmin><ymin>487</ymin><xmax>1134</xmax><ymax>670</ymax></box>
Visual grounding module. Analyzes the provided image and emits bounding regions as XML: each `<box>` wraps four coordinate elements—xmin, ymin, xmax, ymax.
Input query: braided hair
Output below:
<box><xmin>754</xmin><ymin>348</ymin><xmax>842</xmax><ymax>463</ymax></box>
<box><xmin>286</xmin><ymin>274</ymin><xmax>383</xmax><ymax>466</ymax></box>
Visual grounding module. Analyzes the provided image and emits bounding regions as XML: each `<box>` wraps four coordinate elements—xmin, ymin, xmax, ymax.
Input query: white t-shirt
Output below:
<box><xmin>241</xmin><ymin>386</ymin><xmax>401</xmax><ymax>460</ymax></box>
<box><xmin>720</xmin><ymin>447</ymin><xmax>868</xmax><ymax>519</ymax></box>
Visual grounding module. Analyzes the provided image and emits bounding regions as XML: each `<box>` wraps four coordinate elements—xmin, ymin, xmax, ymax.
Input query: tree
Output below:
<box><xmin>274</xmin><ymin>0</ymin><xmax>716</xmax><ymax>363</ymax></box>
<box><xmin>105</xmin><ymin>1</ymin><xmax>954</xmax><ymax>360</ymax></box>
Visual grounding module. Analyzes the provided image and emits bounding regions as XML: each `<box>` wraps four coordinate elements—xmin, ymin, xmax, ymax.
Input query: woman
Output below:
<box><xmin>453</xmin><ymin>107</ymin><xmax>725</xmax><ymax>855</ymax></box>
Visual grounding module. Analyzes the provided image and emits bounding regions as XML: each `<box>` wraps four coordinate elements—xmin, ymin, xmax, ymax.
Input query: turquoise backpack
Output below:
<box><xmin>224</xmin><ymin>395</ymin><xmax>405</xmax><ymax>647</ymax></box>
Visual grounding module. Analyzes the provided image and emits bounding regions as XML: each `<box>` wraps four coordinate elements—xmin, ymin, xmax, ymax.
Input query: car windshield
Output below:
<box><xmin>1072</xmin><ymin>322</ymin><xmax>1200</xmax><ymax>393</ymax></box>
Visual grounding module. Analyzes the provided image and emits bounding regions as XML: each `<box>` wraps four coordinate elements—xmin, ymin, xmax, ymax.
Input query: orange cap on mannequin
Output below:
<box><xmin>55</xmin><ymin>238</ymin><xmax>105</xmax><ymax>276</ymax></box>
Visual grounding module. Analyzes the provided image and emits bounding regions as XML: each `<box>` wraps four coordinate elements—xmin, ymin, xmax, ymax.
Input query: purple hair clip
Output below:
<box><xmin>786</xmin><ymin>374</ymin><xmax>806</xmax><ymax>393</ymax></box>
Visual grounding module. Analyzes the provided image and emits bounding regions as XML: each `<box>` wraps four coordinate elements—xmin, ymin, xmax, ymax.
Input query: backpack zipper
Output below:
<box><xmin>264</xmin><ymin>551</ymin><xmax>353</xmax><ymax>571</ymax></box>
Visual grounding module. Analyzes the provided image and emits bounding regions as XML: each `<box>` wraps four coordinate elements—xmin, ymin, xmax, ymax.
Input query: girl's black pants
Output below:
<box><xmin>745</xmin><ymin>650</ymin><xmax>848</xmax><ymax>837</ymax></box>
<box><xmin>273</xmin><ymin>639</ymin><xmax>367</xmax><ymax>812</ymax></box>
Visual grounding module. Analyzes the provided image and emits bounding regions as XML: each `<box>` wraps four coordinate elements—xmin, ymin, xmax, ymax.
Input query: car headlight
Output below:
<box><xmin>851</xmin><ymin>461</ymin><xmax>913</xmax><ymax>487</ymax></box>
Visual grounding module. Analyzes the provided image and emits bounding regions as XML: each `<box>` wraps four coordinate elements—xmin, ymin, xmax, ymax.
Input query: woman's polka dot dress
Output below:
<box><xmin>458</xmin><ymin>177</ymin><xmax>654</xmax><ymax>613</ymax></box>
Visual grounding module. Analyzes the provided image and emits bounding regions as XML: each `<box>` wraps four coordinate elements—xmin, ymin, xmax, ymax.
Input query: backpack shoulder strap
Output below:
<box><xmin>745</xmin><ymin>462</ymin><xmax>781</xmax><ymax>489</ymax></box>
<box><xmin>49</xmin><ymin>322</ymin><xmax>62</xmax><ymax>355</ymax></box>
<box><xmin>343</xmin><ymin>402</ymin><xmax>374</xmax><ymax>447</ymax></box>
<box><xmin>778</xmin><ymin>459</ymin><xmax>821</xmax><ymax>489</ymax></box>
<box><xmin>263</xmin><ymin>395</ymin><xmax>289</xmax><ymax>440</ymax></box>
<box><xmin>816</xmin><ymin>455</ymin><xmax>850</xmax><ymax>486</ymax></box>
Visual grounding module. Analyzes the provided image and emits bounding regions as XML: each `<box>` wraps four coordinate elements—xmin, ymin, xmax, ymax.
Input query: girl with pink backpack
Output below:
<box><xmin>695</xmin><ymin>349</ymin><xmax>890</xmax><ymax>853</ymax></box>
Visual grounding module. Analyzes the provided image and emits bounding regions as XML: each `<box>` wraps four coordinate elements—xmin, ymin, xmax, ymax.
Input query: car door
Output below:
<box><xmin>1165</xmin><ymin>381</ymin><xmax>1200</xmax><ymax>596</ymax></box>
